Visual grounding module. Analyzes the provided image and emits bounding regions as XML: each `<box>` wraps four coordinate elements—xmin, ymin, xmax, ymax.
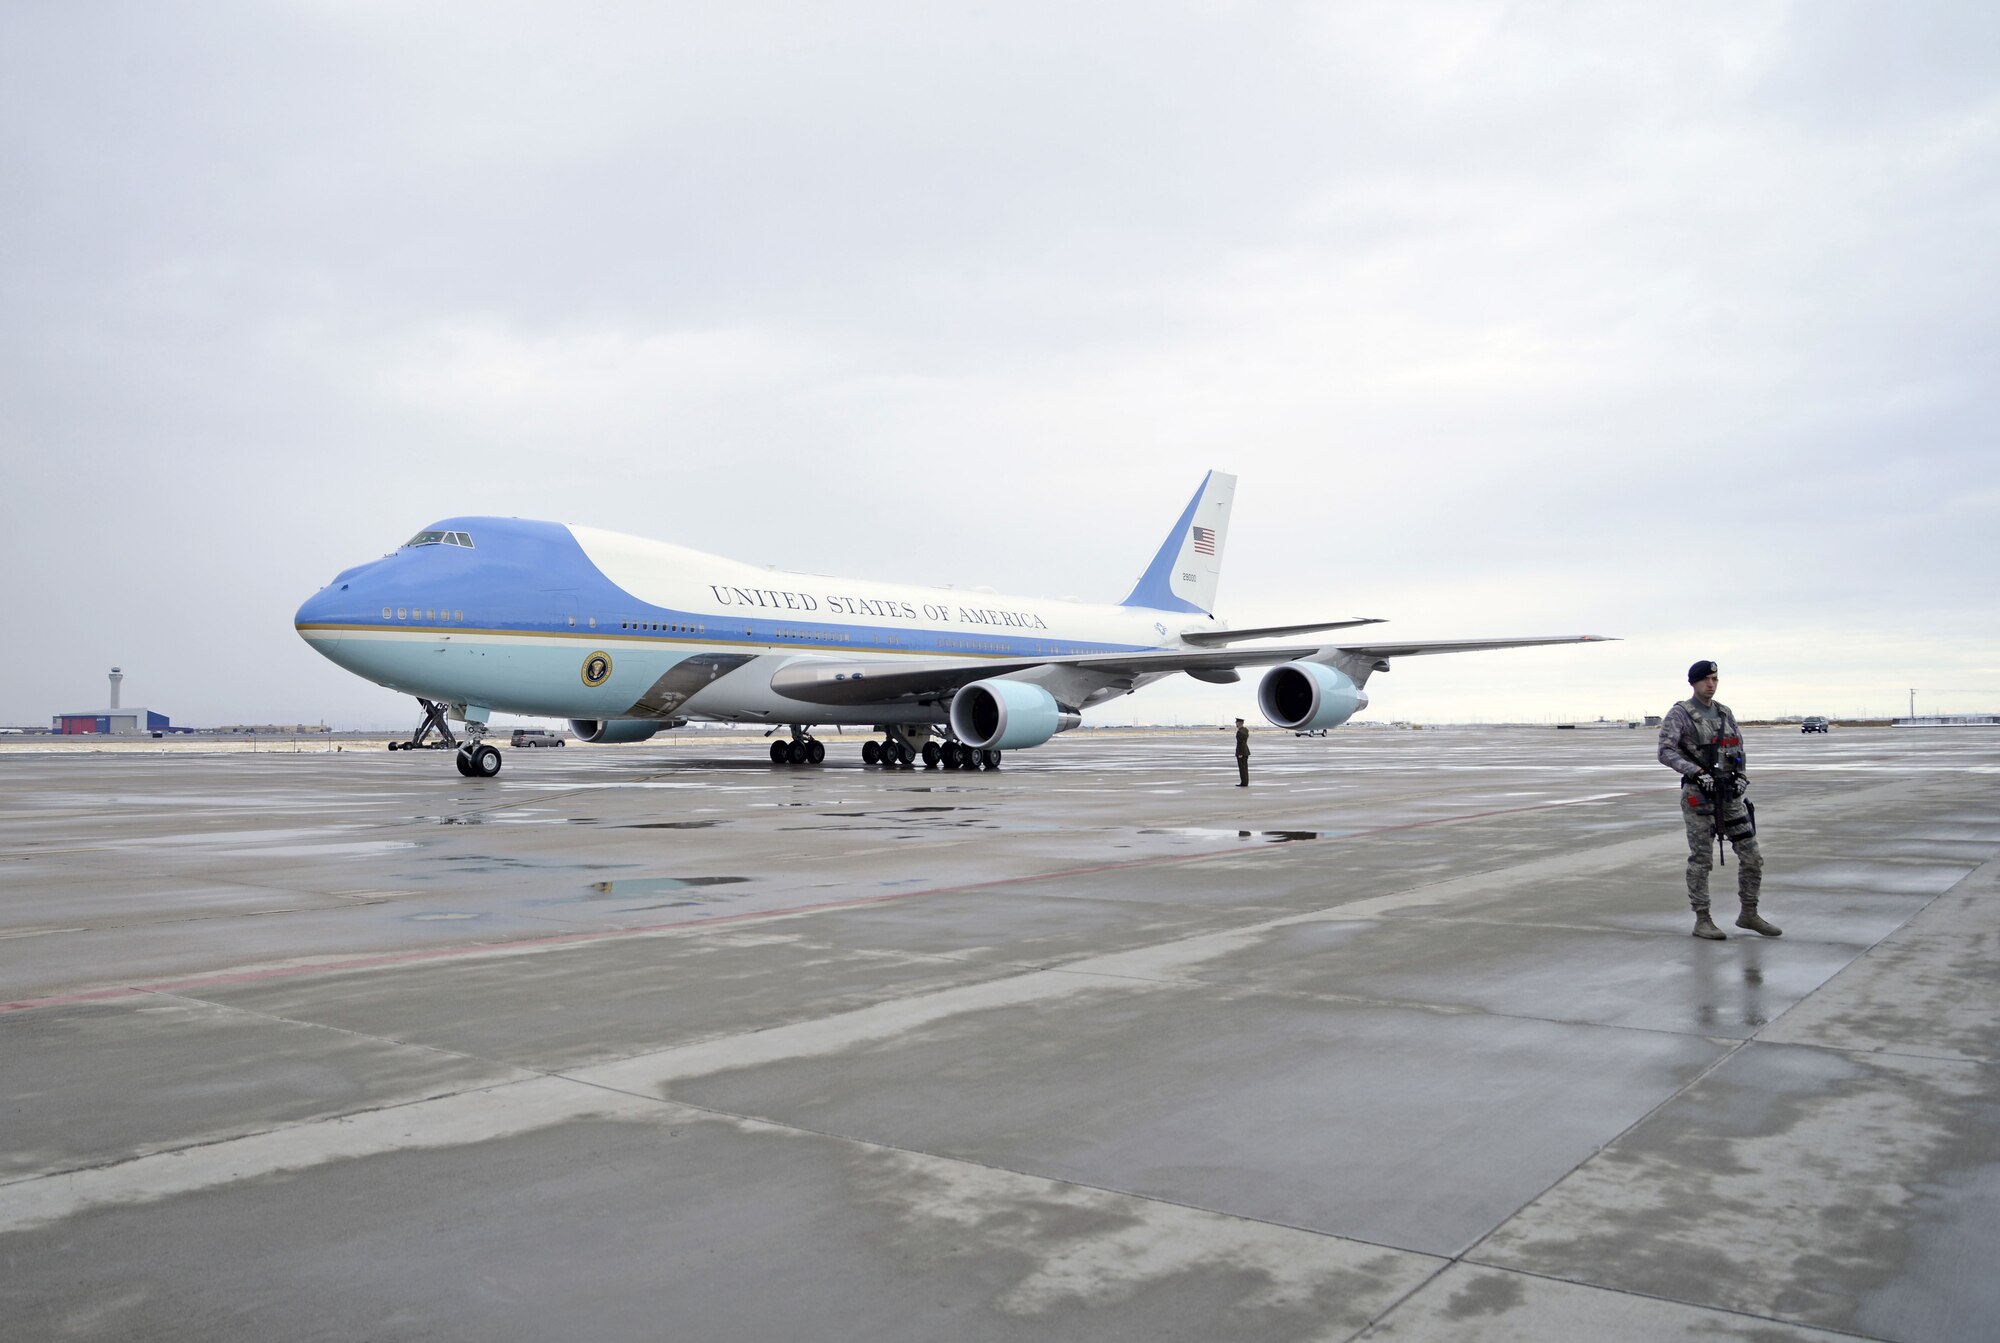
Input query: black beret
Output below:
<box><xmin>1688</xmin><ymin>660</ymin><xmax>1719</xmax><ymax>684</ymax></box>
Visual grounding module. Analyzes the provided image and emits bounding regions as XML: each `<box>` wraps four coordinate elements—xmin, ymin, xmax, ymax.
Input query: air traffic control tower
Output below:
<box><xmin>54</xmin><ymin>666</ymin><xmax>175</xmax><ymax>735</ymax></box>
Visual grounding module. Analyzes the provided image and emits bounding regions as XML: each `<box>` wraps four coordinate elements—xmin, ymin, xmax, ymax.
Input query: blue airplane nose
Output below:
<box><xmin>297</xmin><ymin>558</ymin><xmax>388</xmax><ymax>638</ymax></box>
<box><xmin>295</xmin><ymin>586</ymin><xmax>345</xmax><ymax>646</ymax></box>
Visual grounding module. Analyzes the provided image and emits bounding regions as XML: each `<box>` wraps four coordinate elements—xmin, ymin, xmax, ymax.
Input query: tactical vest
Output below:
<box><xmin>1676</xmin><ymin>698</ymin><xmax>1745</xmax><ymax>811</ymax></box>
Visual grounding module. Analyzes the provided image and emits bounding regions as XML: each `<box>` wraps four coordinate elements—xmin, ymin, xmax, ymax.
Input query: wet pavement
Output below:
<box><xmin>1</xmin><ymin>725</ymin><xmax>1996</xmax><ymax>1341</ymax></box>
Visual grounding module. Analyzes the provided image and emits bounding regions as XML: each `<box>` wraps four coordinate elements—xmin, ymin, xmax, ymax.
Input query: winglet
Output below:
<box><xmin>1121</xmin><ymin>470</ymin><xmax>1236</xmax><ymax>614</ymax></box>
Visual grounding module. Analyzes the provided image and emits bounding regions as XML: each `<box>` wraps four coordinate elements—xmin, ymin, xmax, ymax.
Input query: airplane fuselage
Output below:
<box><xmin>295</xmin><ymin>517</ymin><xmax>1199</xmax><ymax>728</ymax></box>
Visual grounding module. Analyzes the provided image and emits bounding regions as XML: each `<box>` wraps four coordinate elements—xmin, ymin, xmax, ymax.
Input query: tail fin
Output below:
<box><xmin>1120</xmin><ymin>470</ymin><xmax>1236</xmax><ymax>615</ymax></box>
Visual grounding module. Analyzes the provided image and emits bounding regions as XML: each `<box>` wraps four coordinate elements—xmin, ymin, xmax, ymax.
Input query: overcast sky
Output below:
<box><xmin>3</xmin><ymin>1</ymin><xmax>1995</xmax><ymax>730</ymax></box>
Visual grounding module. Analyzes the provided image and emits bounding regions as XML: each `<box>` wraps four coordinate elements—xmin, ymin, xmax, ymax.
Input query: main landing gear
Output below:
<box><xmin>769</xmin><ymin>726</ymin><xmax>828</xmax><ymax>766</ymax></box>
<box><xmin>862</xmin><ymin>732</ymin><xmax>1001</xmax><ymax>771</ymax></box>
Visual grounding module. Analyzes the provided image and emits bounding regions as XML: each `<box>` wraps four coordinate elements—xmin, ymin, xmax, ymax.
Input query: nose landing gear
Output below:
<box><xmin>455</xmin><ymin>740</ymin><xmax>502</xmax><ymax>777</ymax></box>
<box><xmin>453</xmin><ymin>715</ymin><xmax>502</xmax><ymax>778</ymax></box>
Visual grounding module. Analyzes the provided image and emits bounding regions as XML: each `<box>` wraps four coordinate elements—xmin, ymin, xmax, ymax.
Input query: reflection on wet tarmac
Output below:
<box><xmin>1137</xmin><ymin>827</ymin><xmax>1341</xmax><ymax>843</ymax></box>
<box><xmin>587</xmin><ymin>877</ymin><xmax>750</xmax><ymax>897</ymax></box>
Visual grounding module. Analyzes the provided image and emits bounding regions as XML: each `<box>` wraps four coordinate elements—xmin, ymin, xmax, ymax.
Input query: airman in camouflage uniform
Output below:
<box><xmin>1658</xmin><ymin>660</ymin><xmax>1780</xmax><ymax>940</ymax></box>
<box><xmin>1235</xmin><ymin>718</ymin><xmax>1250</xmax><ymax>786</ymax></box>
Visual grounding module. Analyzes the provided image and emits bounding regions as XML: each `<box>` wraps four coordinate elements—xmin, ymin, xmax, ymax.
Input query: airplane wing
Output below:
<box><xmin>1321</xmin><ymin>635</ymin><xmax>1619</xmax><ymax>661</ymax></box>
<box><xmin>1179</xmin><ymin>618</ymin><xmax>1385</xmax><ymax>646</ymax></box>
<box><xmin>770</xmin><ymin>644</ymin><xmax>1332</xmax><ymax>707</ymax></box>
<box><xmin>769</xmin><ymin>634</ymin><xmax>1614</xmax><ymax>708</ymax></box>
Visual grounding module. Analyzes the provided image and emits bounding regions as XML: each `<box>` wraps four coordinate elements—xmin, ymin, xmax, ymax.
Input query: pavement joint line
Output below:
<box><xmin>137</xmin><ymin>987</ymin><xmax>544</xmax><ymax>1076</ymax></box>
<box><xmin>0</xmin><ymin>1072</ymin><xmax>562</xmax><ymax>1199</ymax></box>
<box><xmin>1451</xmin><ymin>1033</ymin><xmax>1758</xmax><ymax>1268</ymax></box>
<box><xmin>1425</xmin><ymin>1258</ymin><xmax>1886</xmax><ymax>1343</ymax></box>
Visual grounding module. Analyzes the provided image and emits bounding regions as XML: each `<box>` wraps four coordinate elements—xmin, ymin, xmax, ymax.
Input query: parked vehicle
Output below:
<box><xmin>511</xmin><ymin>727</ymin><xmax>566</xmax><ymax>747</ymax></box>
<box><xmin>1801</xmin><ymin>716</ymin><xmax>1829</xmax><ymax>734</ymax></box>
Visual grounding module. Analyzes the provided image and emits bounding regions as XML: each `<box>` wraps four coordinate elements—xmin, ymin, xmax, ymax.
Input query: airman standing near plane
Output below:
<box><xmin>1235</xmin><ymin>717</ymin><xmax>1250</xmax><ymax>786</ymax></box>
<box><xmin>1658</xmin><ymin>660</ymin><xmax>1780</xmax><ymax>940</ymax></box>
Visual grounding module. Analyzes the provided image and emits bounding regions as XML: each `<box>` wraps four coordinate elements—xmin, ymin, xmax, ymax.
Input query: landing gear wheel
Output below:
<box><xmin>786</xmin><ymin>740</ymin><xmax>807</xmax><ymax>764</ymax></box>
<box><xmin>770</xmin><ymin>740</ymin><xmax>789</xmax><ymax>764</ymax></box>
<box><xmin>470</xmin><ymin>743</ymin><xmax>503</xmax><ymax>777</ymax></box>
<box><xmin>987</xmin><ymin>750</ymin><xmax>1002</xmax><ymax>770</ymax></box>
<box><xmin>862</xmin><ymin>740</ymin><xmax>881</xmax><ymax>766</ymax></box>
<box><xmin>922</xmin><ymin>741</ymin><xmax>942</xmax><ymax>769</ymax></box>
<box><xmin>942</xmin><ymin>742</ymin><xmax>963</xmax><ymax>770</ymax></box>
<box><xmin>807</xmin><ymin>739</ymin><xmax>825</xmax><ymax>765</ymax></box>
<box><xmin>883</xmin><ymin>740</ymin><xmax>908</xmax><ymax>768</ymax></box>
<box><xmin>454</xmin><ymin>749</ymin><xmax>474</xmax><ymax>776</ymax></box>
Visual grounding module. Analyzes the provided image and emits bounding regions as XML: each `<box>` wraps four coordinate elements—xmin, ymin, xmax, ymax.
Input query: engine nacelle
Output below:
<box><xmin>568</xmin><ymin>718</ymin><xmax>681</xmax><ymax>744</ymax></box>
<box><xmin>1257</xmin><ymin>662</ymin><xmax>1368</xmax><ymax>731</ymax></box>
<box><xmin>949</xmin><ymin>679</ymin><xmax>1081</xmax><ymax>751</ymax></box>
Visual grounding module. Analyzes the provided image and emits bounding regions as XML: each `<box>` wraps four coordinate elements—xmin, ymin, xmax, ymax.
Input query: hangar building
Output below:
<box><xmin>53</xmin><ymin>667</ymin><xmax>176</xmax><ymax>736</ymax></box>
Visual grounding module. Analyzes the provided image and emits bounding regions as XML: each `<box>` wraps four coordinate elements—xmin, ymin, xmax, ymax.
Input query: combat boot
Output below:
<box><xmin>1735</xmin><ymin>902</ymin><xmax>1782</xmax><ymax>937</ymax></box>
<box><xmin>1692</xmin><ymin>911</ymin><xmax>1726</xmax><ymax>940</ymax></box>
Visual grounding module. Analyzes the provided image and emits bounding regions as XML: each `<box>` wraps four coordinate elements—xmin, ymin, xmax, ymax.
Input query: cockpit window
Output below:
<box><xmin>404</xmin><ymin>530</ymin><xmax>475</xmax><ymax>548</ymax></box>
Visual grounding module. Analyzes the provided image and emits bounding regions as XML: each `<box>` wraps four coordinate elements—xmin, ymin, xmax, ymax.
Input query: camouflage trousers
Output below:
<box><xmin>1681</xmin><ymin>798</ymin><xmax>1763</xmax><ymax>913</ymax></box>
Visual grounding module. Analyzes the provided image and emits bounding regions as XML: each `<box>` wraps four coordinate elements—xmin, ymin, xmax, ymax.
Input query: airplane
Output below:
<box><xmin>294</xmin><ymin>471</ymin><xmax>1611</xmax><ymax>777</ymax></box>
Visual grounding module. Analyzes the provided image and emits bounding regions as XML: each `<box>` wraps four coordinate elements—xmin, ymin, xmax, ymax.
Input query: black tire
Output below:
<box><xmin>770</xmin><ymin>740</ymin><xmax>788</xmax><ymax>764</ymax></box>
<box><xmin>922</xmin><ymin>741</ymin><xmax>942</xmax><ymax>768</ymax></box>
<box><xmin>454</xmin><ymin>749</ymin><xmax>474</xmax><ymax>776</ymax></box>
<box><xmin>787</xmin><ymin>740</ymin><xmax>807</xmax><ymax>764</ymax></box>
<box><xmin>472</xmin><ymin>744</ymin><xmax>502</xmax><ymax>777</ymax></box>
<box><xmin>862</xmin><ymin>740</ymin><xmax>880</xmax><ymax>765</ymax></box>
<box><xmin>807</xmin><ymin>739</ymin><xmax>825</xmax><ymax>765</ymax></box>
<box><xmin>389</xmin><ymin>741</ymin><xmax>401</xmax><ymax>751</ymax></box>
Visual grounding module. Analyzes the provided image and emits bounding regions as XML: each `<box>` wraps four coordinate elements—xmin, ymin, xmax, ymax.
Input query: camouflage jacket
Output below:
<box><xmin>1657</xmin><ymin>697</ymin><xmax>1744</xmax><ymax>780</ymax></box>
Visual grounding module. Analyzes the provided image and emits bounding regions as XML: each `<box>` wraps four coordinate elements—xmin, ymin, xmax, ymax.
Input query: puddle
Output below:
<box><xmin>586</xmin><ymin>876</ymin><xmax>751</xmax><ymax>897</ymax></box>
<box><xmin>426</xmin><ymin>813</ymin><xmax>584</xmax><ymax>826</ymax></box>
<box><xmin>621</xmin><ymin>821</ymin><xmax>723</xmax><ymax>830</ymax></box>
<box><xmin>1137</xmin><ymin>827</ymin><xmax>1338</xmax><ymax>843</ymax></box>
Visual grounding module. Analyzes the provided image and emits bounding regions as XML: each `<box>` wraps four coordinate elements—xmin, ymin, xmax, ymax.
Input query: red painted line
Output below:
<box><xmin>0</xmin><ymin>791</ymin><xmax>1630</xmax><ymax>1014</ymax></box>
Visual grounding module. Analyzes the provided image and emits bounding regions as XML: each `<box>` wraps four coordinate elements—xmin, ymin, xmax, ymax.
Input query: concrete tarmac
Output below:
<box><xmin>2</xmin><ymin>726</ymin><xmax>1996</xmax><ymax>1341</ymax></box>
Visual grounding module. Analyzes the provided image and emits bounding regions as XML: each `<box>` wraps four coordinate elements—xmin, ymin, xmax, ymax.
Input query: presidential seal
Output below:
<box><xmin>581</xmin><ymin>652</ymin><xmax>613</xmax><ymax>687</ymax></box>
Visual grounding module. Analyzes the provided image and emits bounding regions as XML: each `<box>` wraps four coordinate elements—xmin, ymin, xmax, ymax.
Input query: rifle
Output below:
<box><xmin>1691</xmin><ymin>730</ymin><xmax>1755</xmax><ymax>865</ymax></box>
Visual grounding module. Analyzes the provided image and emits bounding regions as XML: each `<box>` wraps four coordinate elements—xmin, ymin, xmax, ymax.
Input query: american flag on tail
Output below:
<box><xmin>1191</xmin><ymin>525</ymin><xmax>1216</xmax><ymax>555</ymax></box>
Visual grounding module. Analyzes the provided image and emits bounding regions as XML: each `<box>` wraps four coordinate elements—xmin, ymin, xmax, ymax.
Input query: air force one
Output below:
<box><xmin>294</xmin><ymin>472</ymin><xmax>1611</xmax><ymax>777</ymax></box>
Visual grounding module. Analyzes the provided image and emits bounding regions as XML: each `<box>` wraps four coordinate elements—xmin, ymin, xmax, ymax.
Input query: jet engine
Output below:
<box><xmin>949</xmin><ymin>679</ymin><xmax>1081</xmax><ymax>751</ymax></box>
<box><xmin>568</xmin><ymin>718</ymin><xmax>682</xmax><ymax>744</ymax></box>
<box><xmin>1256</xmin><ymin>662</ymin><xmax>1369</xmax><ymax>732</ymax></box>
